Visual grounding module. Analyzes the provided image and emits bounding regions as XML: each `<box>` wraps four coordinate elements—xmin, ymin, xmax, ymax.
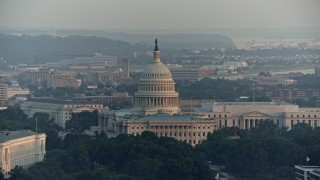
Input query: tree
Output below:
<box><xmin>65</xmin><ymin>111</ymin><xmax>98</xmax><ymax>133</ymax></box>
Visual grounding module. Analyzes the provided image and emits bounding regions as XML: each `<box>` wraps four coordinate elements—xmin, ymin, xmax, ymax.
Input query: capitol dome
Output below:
<box><xmin>133</xmin><ymin>39</ymin><xmax>180</xmax><ymax>116</ymax></box>
<box><xmin>142</xmin><ymin>63</ymin><xmax>172</xmax><ymax>79</ymax></box>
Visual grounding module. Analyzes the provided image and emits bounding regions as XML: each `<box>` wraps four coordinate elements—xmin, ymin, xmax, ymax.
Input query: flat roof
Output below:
<box><xmin>136</xmin><ymin>114</ymin><xmax>196</xmax><ymax>121</ymax></box>
<box><xmin>0</xmin><ymin>130</ymin><xmax>41</xmax><ymax>143</ymax></box>
<box><xmin>27</xmin><ymin>98</ymin><xmax>102</xmax><ymax>105</ymax></box>
<box><xmin>212</xmin><ymin>102</ymin><xmax>293</xmax><ymax>105</ymax></box>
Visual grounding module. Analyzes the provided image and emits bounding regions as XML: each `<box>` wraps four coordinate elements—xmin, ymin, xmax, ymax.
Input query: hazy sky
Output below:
<box><xmin>0</xmin><ymin>0</ymin><xmax>319</xmax><ymax>30</ymax></box>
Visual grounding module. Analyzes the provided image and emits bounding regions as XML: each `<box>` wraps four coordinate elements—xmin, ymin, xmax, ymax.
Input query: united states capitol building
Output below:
<box><xmin>91</xmin><ymin>39</ymin><xmax>320</xmax><ymax>145</ymax></box>
<box><xmin>91</xmin><ymin>40</ymin><xmax>218</xmax><ymax>146</ymax></box>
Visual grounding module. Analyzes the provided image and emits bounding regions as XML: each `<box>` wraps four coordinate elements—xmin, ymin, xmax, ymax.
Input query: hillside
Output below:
<box><xmin>0</xmin><ymin>34</ymin><xmax>146</xmax><ymax>64</ymax></box>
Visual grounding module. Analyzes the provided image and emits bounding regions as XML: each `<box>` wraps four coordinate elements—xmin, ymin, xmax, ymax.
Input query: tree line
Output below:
<box><xmin>1</xmin><ymin>108</ymin><xmax>320</xmax><ymax>179</ymax></box>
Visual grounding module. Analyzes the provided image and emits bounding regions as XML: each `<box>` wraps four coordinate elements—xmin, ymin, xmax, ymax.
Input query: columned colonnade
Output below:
<box><xmin>136</xmin><ymin>97</ymin><xmax>179</xmax><ymax>107</ymax></box>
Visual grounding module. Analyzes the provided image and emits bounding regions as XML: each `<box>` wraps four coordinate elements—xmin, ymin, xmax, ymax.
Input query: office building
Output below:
<box><xmin>0</xmin><ymin>84</ymin><xmax>8</xmax><ymax>101</ymax></box>
<box><xmin>195</xmin><ymin>102</ymin><xmax>320</xmax><ymax>130</ymax></box>
<box><xmin>0</xmin><ymin>130</ymin><xmax>46</xmax><ymax>178</ymax></box>
<box><xmin>20</xmin><ymin>98</ymin><xmax>104</xmax><ymax>128</ymax></box>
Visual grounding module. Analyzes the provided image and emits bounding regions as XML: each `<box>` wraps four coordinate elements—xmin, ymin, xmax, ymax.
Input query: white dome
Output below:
<box><xmin>142</xmin><ymin>63</ymin><xmax>172</xmax><ymax>79</ymax></box>
<box><xmin>133</xmin><ymin>39</ymin><xmax>180</xmax><ymax>116</ymax></box>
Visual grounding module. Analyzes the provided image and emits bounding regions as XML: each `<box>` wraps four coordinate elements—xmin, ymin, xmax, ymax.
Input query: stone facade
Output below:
<box><xmin>0</xmin><ymin>130</ymin><xmax>46</xmax><ymax>178</ymax></box>
<box><xmin>195</xmin><ymin>102</ymin><xmax>320</xmax><ymax>130</ymax></box>
<box><xmin>0</xmin><ymin>84</ymin><xmax>8</xmax><ymax>101</ymax></box>
<box><xmin>133</xmin><ymin>40</ymin><xmax>180</xmax><ymax>116</ymax></box>
<box><xmin>20</xmin><ymin>98</ymin><xmax>104</xmax><ymax>128</ymax></box>
<box><xmin>117</xmin><ymin>114</ymin><xmax>217</xmax><ymax>146</ymax></box>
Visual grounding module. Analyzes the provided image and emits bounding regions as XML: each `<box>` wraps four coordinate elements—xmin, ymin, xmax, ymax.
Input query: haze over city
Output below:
<box><xmin>1</xmin><ymin>0</ymin><xmax>320</xmax><ymax>30</ymax></box>
<box><xmin>1</xmin><ymin>1</ymin><xmax>320</xmax><ymax>179</ymax></box>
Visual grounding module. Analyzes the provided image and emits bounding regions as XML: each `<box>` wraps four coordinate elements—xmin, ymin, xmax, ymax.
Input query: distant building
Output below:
<box><xmin>89</xmin><ymin>40</ymin><xmax>218</xmax><ymax>146</ymax></box>
<box><xmin>277</xmin><ymin>79</ymin><xmax>297</xmax><ymax>86</ymax></box>
<box><xmin>20</xmin><ymin>98</ymin><xmax>105</xmax><ymax>128</ymax></box>
<box><xmin>170</xmin><ymin>68</ymin><xmax>200</xmax><ymax>81</ymax></box>
<box><xmin>252</xmin><ymin>77</ymin><xmax>297</xmax><ymax>87</ymax></box>
<box><xmin>223</xmin><ymin>61</ymin><xmax>248</xmax><ymax>68</ymax></box>
<box><xmin>259</xmin><ymin>89</ymin><xmax>320</xmax><ymax>102</ymax></box>
<box><xmin>89</xmin><ymin>109</ymin><xmax>117</xmax><ymax>137</ymax></box>
<box><xmin>83</xmin><ymin>71</ymin><xmax>127</xmax><ymax>84</ymax></box>
<box><xmin>85</xmin><ymin>92</ymin><xmax>133</xmax><ymax>105</ymax></box>
<box><xmin>24</xmin><ymin>68</ymin><xmax>51</xmax><ymax>86</ymax></box>
<box><xmin>7</xmin><ymin>88</ymin><xmax>30</xmax><ymax>99</ymax></box>
<box><xmin>48</xmin><ymin>71</ymin><xmax>78</xmax><ymax>89</ymax></box>
<box><xmin>122</xmin><ymin>58</ymin><xmax>130</xmax><ymax>79</ymax></box>
<box><xmin>193</xmin><ymin>102</ymin><xmax>320</xmax><ymax>130</ymax></box>
<box><xmin>117</xmin><ymin>114</ymin><xmax>218</xmax><ymax>146</ymax></box>
<box><xmin>0</xmin><ymin>130</ymin><xmax>46</xmax><ymax>178</ymax></box>
<box><xmin>0</xmin><ymin>84</ymin><xmax>8</xmax><ymax>101</ymax></box>
<box><xmin>295</xmin><ymin>165</ymin><xmax>320</xmax><ymax>180</ymax></box>
<box><xmin>46</xmin><ymin>55</ymin><xmax>118</xmax><ymax>68</ymax></box>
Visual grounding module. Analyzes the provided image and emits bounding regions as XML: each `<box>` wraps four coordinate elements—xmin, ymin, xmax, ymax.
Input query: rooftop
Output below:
<box><xmin>212</xmin><ymin>102</ymin><xmax>293</xmax><ymax>106</ymax></box>
<box><xmin>135</xmin><ymin>113</ymin><xmax>196</xmax><ymax>121</ymax></box>
<box><xmin>27</xmin><ymin>98</ymin><xmax>102</xmax><ymax>105</ymax></box>
<box><xmin>0</xmin><ymin>130</ymin><xmax>41</xmax><ymax>143</ymax></box>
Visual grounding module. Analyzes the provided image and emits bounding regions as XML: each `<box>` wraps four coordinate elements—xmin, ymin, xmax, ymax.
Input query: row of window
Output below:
<box><xmin>209</xmin><ymin>114</ymin><xmax>228</xmax><ymax>118</ymax></box>
<box><xmin>66</xmin><ymin>104</ymin><xmax>102</xmax><ymax>108</ymax></box>
<box><xmin>139</xmin><ymin>85</ymin><xmax>174</xmax><ymax>91</ymax></box>
<box><xmin>131</xmin><ymin>126</ymin><xmax>212</xmax><ymax>130</ymax></box>
<box><xmin>291</xmin><ymin>120</ymin><xmax>318</xmax><ymax>126</ymax></box>
<box><xmin>218</xmin><ymin>119</ymin><xmax>278</xmax><ymax>128</ymax></box>
<box><xmin>290</xmin><ymin>114</ymin><xmax>317</xmax><ymax>118</ymax></box>
<box><xmin>132</xmin><ymin>132</ymin><xmax>209</xmax><ymax>138</ymax></box>
<box><xmin>144</xmin><ymin>73</ymin><xmax>170</xmax><ymax>78</ymax></box>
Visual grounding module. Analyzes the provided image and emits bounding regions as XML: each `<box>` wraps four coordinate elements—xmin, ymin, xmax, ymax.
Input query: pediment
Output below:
<box><xmin>72</xmin><ymin>106</ymin><xmax>96</xmax><ymax>113</ymax></box>
<box><xmin>240</xmin><ymin>111</ymin><xmax>271</xmax><ymax>118</ymax></box>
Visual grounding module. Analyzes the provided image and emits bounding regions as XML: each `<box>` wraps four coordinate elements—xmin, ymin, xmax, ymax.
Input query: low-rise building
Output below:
<box><xmin>170</xmin><ymin>68</ymin><xmax>200</xmax><ymax>81</ymax></box>
<box><xmin>0</xmin><ymin>84</ymin><xmax>8</xmax><ymax>101</ymax></box>
<box><xmin>193</xmin><ymin>102</ymin><xmax>320</xmax><ymax>130</ymax></box>
<box><xmin>90</xmin><ymin>111</ymin><xmax>218</xmax><ymax>146</ymax></box>
<box><xmin>259</xmin><ymin>89</ymin><xmax>320</xmax><ymax>102</ymax></box>
<box><xmin>20</xmin><ymin>98</ymin><xmax>104</xmax><ymax>128</ymax></box>
<box><xmin>0</xmin><ymin>130</ymin><xmax>46</xmax><ymax>178</ymax></box>
<box><xmin>85</xmin><ymin>92</ymin><xmax>133</xmax><ymax>105</ymax></box>
<box><xmin>278</xmin><ymin>79</ymin><xmax>297</xmax><ymax>86</ymax></box>
<box><xmin>7</xmin><ymin>88</ymin><xmax>30</xmax><ymax>99</ymax></box>
<box><xmin>24</xmin><ymin>68</ymin><xmax>51</xmax><ymax>86</ymax></box>
<box><xmin>48</xmin><ymin>71</ymin><xmax>78</xmax><ymax>89</ymax></box>
<box><xmin>117</xmin><ymin>114</ymin><xmax>218</xmax><ymax>146</ymax></box>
